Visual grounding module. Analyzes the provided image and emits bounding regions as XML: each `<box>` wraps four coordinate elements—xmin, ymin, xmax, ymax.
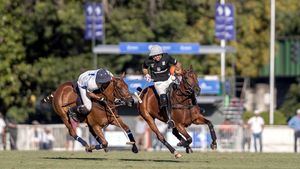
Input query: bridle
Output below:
<box><xmin>171</xmin><ymin>70</ymin><xmax>199</xmax><ymax>110</ymax></box>
<box><xmin>111</xmin><ymin>78</ymin><xmax>132</xmax><ymax>106</ymax></box>
<box><xmin>180</xmin><ymin>71</ymin><xmax>197</xmax><ymax>96</ymax></box>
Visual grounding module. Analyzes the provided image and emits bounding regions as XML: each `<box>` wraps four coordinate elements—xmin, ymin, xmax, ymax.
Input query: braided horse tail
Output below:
<box><xmin>41</xmin><ymin>92</ymin><xmax>54</xmax><ymax>104</ymax></box>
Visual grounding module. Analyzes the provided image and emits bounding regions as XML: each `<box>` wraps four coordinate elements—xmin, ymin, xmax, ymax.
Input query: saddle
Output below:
<box><xmin>71</xmin><ymin>81</ymin><xmax>119</xmax><ymax>117</ymax></box>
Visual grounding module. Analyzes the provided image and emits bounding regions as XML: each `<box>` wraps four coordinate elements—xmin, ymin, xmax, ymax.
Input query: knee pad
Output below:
<box><xmin>78</xmin><ymin>105</ymin><xmax>90</xmax><ymax>115</ymax></box>
<box><xmin>159</xmin><ymin>94</ymin><xmax>168</xmax><ymax>107</ymax></box>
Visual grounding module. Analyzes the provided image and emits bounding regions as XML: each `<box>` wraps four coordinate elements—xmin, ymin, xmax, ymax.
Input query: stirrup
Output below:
<box><xmin>167</xmin><ymin>120</ymin><xmax>175</xmax><ymax>129</ymax></box>
<box><xmin>68</xmin><ymin>108</ymin><xmax>79</xmax><ymax>122</ymax></box>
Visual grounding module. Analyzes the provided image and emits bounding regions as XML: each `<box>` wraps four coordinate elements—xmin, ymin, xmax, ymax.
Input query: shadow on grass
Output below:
<box><xmin>42</xmin><ymin>157</ymin><xmax>107</xmax><ymax>161</ymax></box>
<box><xmin>118</xmin><ymin>158</ymin><xmax>186</xmax><ymax>163</ymax></box>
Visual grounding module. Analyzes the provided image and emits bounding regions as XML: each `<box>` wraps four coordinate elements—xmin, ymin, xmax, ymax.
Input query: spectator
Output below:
<box><xmin>152</xmin><ymin>119</ymin><xmax>167</xmax><ymax>151</ymax></box>
<box><xmin>219</xmin><ymin>118</ymin><xmax>234</xmax><ymax>148</ymax></box>
<box><xmin>65</xmin><ymin>132</ymin><xmax>74</xmax><ymax>151</ymax></box>
<box><xmin>135</xmin><ymin>116</ymin><xmax>147</xmax><ymax>151</ymax></box>
<box><xmin>219</xmin><ymin>118</ymin><xmax>234</xmax><ymax>139</ymax></box>
<box><xmin>31</xmin><ymin>120</ymin><xmax>43</xmax><ymax>150</ymax></box>
<box><xmin>241</xmin><ymin>120</ymin><xmax>251</xmax><ymax>152</ymax></box>
<box><xmin>0</xmin><ymin>112</ymin><xmax>6</xmax><ymax>150</ymax></box>
<box><xmin>288</xmin><ymin>109</ymin><xmax>300</xmax><ymax>153</ymax></box>
<box><xmin>248</xmin><ymin>110</ymin><xmax>265</xmax><ymax>152</ymax></box>
<box><xmin>40</xmin><ymin>128</ymin><xmax>55</xmax><ymax>150</ymax></box>
<box><xmin>5</xmin><ymin>117</ymin><xmax>18</xmax><ymax>150</ymax></box>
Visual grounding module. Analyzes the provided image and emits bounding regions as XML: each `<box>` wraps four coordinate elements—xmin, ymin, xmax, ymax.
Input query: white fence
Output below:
<box><xmin>0</xmin><ymin>123</ymin><xmax>295</xmax><ymax>153</ymax></box>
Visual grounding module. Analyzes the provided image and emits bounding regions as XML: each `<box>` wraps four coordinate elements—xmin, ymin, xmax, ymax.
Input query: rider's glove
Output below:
<box><xmin>144</xmin><ymin>74</ymin><xmax>152</xmax><ymax>82</ymax></box>
<box><xmin>170</xmin><ymin>75</ymin><xmax>176</xmax><ymax>81</ymax></box>
<box><xmin>97</xmin><ymin>97</ymin><xmax>107</xmax><ymax>104</ymax></box>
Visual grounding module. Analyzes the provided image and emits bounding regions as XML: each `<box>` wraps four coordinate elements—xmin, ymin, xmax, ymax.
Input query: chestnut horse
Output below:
<box><xmin>42</xmin><ymin>75</ymin><xmax>138</xmax><ymax>153</ymax></box>
<box><xmin>138</xmin><ymin>66</ymin><xmax>217</xmax><ymax>158</ymax></box>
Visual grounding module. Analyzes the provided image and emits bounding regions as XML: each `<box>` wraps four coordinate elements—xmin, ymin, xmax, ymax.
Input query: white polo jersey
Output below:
<box><xmin>77</xmin><ymin>70</ymin><xmax>99</xmax><ymax>92</ymax></box>
<box><xmin>77</xmin><ymin>69</ymin><xmax>113</xmax><ymax>92</ymax></box>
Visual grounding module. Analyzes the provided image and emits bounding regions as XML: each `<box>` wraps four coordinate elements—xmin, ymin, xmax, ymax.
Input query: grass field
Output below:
<box><xmin>0</xmin><ymin>150</ymin><xmax>299</xmax><ymax>169</ymax></box>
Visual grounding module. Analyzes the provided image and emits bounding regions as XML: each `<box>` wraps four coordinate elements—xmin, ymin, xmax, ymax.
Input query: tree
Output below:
<box><xmin>279</xmin><ymin>83</ymin><xmax>300</xmax><ymax>119</ymax></box>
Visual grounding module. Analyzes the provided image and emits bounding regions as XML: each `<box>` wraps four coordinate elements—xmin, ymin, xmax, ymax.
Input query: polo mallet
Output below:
<box><xmin>105</xmin><ymin>103</ymin><xmax>135</xmax><ymax>145</ymax></box>
<box><xmin>133</xmin><ymin>78</ymin><xmax>153</xmax><ymax>103</ymax></box>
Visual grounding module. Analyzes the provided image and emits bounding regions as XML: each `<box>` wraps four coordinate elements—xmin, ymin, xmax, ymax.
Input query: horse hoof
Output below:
<box><xmin>185</xmin><ymin>147</ymin><xmax>193</xmax><ymax>154</ymax></box>
<box><xmin>104</xmin><ymin>148</ymin><xmax>109</xmax><ymax>153</ymax></box>
<box><xmin>177</xmin><ymin>142</ymin><xmax>183</xmax><ymax>147</ymax></box>
<box><xmin>174</xmin><ymin>152</ymin><xmax>182</xmax><ymax>159</ymax></box>
<box><xmin>132</xmin><ymin>144</ymin><xmax>139</xmax><ymax>154</ymax></box>
<box><xmin>211</xmin><ymin>143</ymin><xmax>217</xmax><ymax>150</ymax></box>
<box><xmin>85</xmin><ymin>146</ymin><xmax>93</xmax><ymax>153</ymax></box>
<box><xmin>177</xmin><ymin>139</ymin><xmax>186</xmax><ymax>147</ymax></box>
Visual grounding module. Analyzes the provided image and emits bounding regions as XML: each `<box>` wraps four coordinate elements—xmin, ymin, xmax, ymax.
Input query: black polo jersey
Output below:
<box><xmin>143</xmin><ymin>54</ymin><xmax>177</xmax><ymax>82</ymax></box>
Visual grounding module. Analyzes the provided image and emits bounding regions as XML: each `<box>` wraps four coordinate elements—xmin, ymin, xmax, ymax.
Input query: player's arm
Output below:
<box><xmin>87</xmin><ymin>91</ymin><xmax>101</xmax><ymax>100</ymax></box>
<box><xmin>168</xmin><ymin>55</ymin><xmax>182</xmax><ymax>75</ymax></box>
<box><xmin>142</xmin><ymin>68</ymin><xmax>149</xmax><ymax>76</ymax></box>
<box><xmin>142</xmin><ymin>60</ymin><xmax>149</xmax><ymax>75</ymax></box>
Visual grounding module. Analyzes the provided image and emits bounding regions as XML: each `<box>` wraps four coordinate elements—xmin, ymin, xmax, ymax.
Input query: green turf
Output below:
<box><xmin>0</xmin><ymin>150</ymin><xmax>299</xmax><ymax>169</ymax></box>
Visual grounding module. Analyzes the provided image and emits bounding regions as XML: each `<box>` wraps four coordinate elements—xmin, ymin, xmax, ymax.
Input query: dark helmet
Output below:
<box><xmin>96</xmin><ymin>68</ymin><xmax>112</xmax><ymax>84</ymax></box>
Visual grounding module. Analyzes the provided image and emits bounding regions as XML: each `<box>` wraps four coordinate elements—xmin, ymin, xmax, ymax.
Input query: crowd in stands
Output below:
<box><xmin>0</xmin><ymin>109</ymin><xmax>300</xmax><ymax>152</ymax></box>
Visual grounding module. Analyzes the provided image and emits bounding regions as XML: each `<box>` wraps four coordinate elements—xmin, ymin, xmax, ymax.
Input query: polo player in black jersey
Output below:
<box><xmin>142</xmin><ymin>45</ymin><xmax>181</xmax><ymax>129</ymax></box>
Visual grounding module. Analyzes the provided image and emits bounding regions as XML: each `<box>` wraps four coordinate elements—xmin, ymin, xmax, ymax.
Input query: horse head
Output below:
<box><xmin>180</xmin><ymin>65</ymin><xmax>201</xmax><ymax>96</ymax></box>
<box><xmin>100</xmin><ymin>73</ymin><xmax>134</xmax><ymax>107</ymax></box>
<box><xmin>110</xmin><ymin>73</ymin><xmax>134</xmax><ymax>107</ymax></box>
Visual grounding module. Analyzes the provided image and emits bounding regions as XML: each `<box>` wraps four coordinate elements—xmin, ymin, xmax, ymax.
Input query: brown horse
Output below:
<box><xmin>42</xmin><ymin>74</ymin><xmax>138</xmax><ymax>153</ymax></box>
<box><xmin>138</xmin><ymin>66</ymin><xmax>217</xmax><ymax>158</ymax></box>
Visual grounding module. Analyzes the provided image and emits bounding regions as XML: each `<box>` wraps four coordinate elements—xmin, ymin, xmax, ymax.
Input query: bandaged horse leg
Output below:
<box><xmin>88</xmin><ymin>125</ymin><xmax>103</xmax><ymax>151</ymax></box>
<box><xmin>91</xmin><ymin>125</ymin><xmax>109</xmax><ymax>152</ymax></box>
<box><xmin>172</xmin><ymin>128</ymin><xmax>186</xmax><ymax>146</ymax></box>
<box><xmin>112</xmin><ymin>117</ymin><xmax>138</xmax><ymax>153</ymax></box>
<box><xmin>204</xmin><ymin>118</ymin><xmax>217</xmax><ymax>150</ymax></box>
<box><xmin>176</xmin><ymin>124</ymin><xmax>193</xmax><ymax>153</ymax></box>
<box><xmin>61</xmin><ymin>115</ymin><xmax>91</xmax><ymax>152</ymax></box>
<box><xmin>193</xmin><ymin>114</ymin><xmax>217</xmax><ymax>150</ymax></box>
<box><xmin>143</xmin><ymin>114</ymin><xmax>181</xmax><ymax>158</ymax></box>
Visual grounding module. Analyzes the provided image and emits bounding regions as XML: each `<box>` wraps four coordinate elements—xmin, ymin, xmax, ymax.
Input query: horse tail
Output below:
<box><xmin>41</xmin><ymin>92</ymin><xmax>54</xmax><ymax>104</ymax></box>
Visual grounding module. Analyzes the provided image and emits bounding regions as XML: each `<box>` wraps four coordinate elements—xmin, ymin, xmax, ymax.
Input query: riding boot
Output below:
<box><xmin>160</xmin><ymin>94</ymin><xmax>174</xmax><ymax>129</ymax></box>
<box><xmin>68</xmin><ymin>105</ymin><xmax>89</xmax><ymax>122</ymax></box>
<box><xmin>159</xmin><ymin>94</ymin><xmax>168</xmax><ymax>109</ymax></box>
<box><xmin>68</xmin><ymin>106</ymin><xmax>79</xmax><ymax>122</ymax></box>
<box><xmin>77</xmin><ymin>105</ymin><xmax>89</xmax><ymax>116</ymax></box>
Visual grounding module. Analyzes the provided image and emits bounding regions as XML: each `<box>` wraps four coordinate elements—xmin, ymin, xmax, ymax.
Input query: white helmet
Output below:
<box><xmin>149</xmin><ymin>45</ymin><xmax>164</xmax><ymax>57</ymax></box>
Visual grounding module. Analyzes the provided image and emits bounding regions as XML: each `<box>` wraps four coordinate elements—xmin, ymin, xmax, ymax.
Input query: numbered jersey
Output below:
<box><xmin>143</xmin><ymin>54</ymin><xmax>177</xmax><ymax>82</ymax></box>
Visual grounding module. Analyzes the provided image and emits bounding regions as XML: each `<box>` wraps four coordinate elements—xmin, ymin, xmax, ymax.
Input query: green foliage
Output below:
<box><xmin>279</xmin><ymin>83</ymin><xmax>300</xmax><ymax>118</ymax></box>
<box><xmin>242</xmin><ymin>111</ymin><xmax>287</xmax><ymax>125</ymax></box>
<box><xmin>0</xmin><ymin>0</ymin><xmax>299</xmax><ymax>123</ymax></box>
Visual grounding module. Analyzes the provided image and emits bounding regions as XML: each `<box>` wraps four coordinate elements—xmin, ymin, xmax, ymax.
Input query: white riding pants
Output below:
<box><xmin>154</xmin><ymin>76</ymin><xmax>174</xmax><ymax>95</ymax></box>
<box><xmin>78</xmin><ymin>86</ymin><xmax>92</xmax><ymax>111</ymax></box>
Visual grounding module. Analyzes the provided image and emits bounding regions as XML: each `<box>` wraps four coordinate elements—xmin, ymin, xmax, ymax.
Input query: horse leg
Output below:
<box><xmin>143</xmin><ymin>115</ymin><xmax>182</xmax><ymax>158</ymax></box>
<box><xmin>87</xmin><ymin>125</ymin><xmax>104</xmax><ymax>151</ymax></box>
<box><xmin>61</xmin><ymin>117</ymin><xmax>91</xmax><ymax>152</ymax></box>
<box><xmin>91</xmin><ymin>125</ymin><xmax>109</xmax><ymax>152</ymax></box>
<box><xmin>175</xmin><ymin>124</ymin><xmax>193</xmax><ymax>153</ymax></box>
<box><xmin>172</xmin><ymin>128</ymin><xmax>186</xmax><ymax>146</ymax></box>
<box><xmin>111</xmin><ymin>117</ymin><xmax>138</xmax><ymax>153</ymax></box>
<box><xmin>194</xmin><ymin>117</ymin><xmax>217</xmax><ymax>150</ymax></box>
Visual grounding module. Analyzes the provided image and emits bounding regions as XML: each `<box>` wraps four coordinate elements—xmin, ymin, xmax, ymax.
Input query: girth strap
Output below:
<box><xmin>172</xmin><ymin>104</ymin><xmax>194</xmax><ymax>109</ymax></box>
